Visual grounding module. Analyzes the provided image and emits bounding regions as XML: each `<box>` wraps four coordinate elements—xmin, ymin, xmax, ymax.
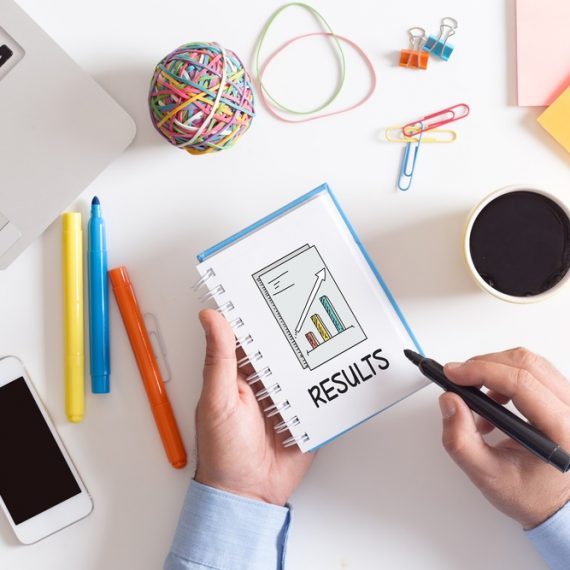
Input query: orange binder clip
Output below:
<box><xmin>399</xmin><ymin>27</ymin><xmax>429</xmax><ymax>70</ymax></box>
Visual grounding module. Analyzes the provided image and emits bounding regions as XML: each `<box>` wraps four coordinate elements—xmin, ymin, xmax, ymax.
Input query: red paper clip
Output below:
<box><xmin>402</xmin><ymin>103</ymin><xmax>470</xmax><ymax>137</ymax></box>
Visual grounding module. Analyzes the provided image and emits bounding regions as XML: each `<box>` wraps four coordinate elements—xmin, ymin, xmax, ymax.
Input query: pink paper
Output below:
<box><xmin>516</xmin><ymin>0</ymin><xmax>570</xmax><ymax>106</ymax></box>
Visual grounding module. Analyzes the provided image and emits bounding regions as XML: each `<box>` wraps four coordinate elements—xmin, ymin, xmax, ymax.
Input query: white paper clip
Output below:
<box><xmin>143</xmin><ymin>313</ymin><xmax>172</xmax><ymax>383</ymax></box>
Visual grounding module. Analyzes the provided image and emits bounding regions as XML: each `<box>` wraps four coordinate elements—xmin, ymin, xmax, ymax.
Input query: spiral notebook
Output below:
<box><xmin>195</xmin><ymin>183</ymin><xmax>426</xmax><ymax>452</ymax></box>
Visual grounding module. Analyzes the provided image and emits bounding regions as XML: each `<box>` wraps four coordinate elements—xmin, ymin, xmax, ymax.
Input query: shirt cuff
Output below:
<box><xmin>526</xmin><ymin>500</ymin><xmax>570</xmax><ymax>569</ymax></box>
<box><xmin>165</xmin><ymin>480</ymin><xmax>292</xmax><ymax>570</ymax></box>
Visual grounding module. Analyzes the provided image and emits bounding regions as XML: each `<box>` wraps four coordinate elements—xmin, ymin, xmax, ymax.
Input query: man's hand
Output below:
<box><xmin>439</xmin><ymin>348</ymin><xmax>570</xmax><ymax>529</ymax></box>
<box><xmin>194</xmin><ymin>309</ymin><xmax>315</xmax><ymax>506</ymax></box>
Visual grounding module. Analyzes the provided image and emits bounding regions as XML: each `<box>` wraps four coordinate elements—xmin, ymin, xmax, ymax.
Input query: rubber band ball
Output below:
<box><xmin>149</xmin><ymin>42</ymin><xmax>255</xmax><ymax>155</ymax></box>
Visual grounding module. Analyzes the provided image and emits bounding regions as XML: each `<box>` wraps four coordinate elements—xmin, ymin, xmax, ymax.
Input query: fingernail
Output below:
<box><xmin>439</xmin><ymin>396</ymin><xmax>456</xmax><ymax>419</ymax></box>
<box><xmin>445</xmin><ymin>362</ymin><xmax>462</xmax><ymax>370</ymax></box>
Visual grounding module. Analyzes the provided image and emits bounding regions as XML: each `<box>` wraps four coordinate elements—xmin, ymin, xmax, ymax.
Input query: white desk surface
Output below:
<box><xmin>1</xmin><ymin>0</ymin><xmax>569</xmax><ymax>568</ymax></box>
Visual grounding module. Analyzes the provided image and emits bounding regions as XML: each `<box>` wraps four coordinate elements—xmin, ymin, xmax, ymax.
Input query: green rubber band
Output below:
<box><xmin>254</xmin><ymin>2</ymin><xmax>346</xmax><ymax>116</ymax></box>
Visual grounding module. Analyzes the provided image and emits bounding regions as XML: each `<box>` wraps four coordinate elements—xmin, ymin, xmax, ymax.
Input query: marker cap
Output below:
<box><xmin>550</xmin><ymin>446</ymin><xmax>570</xmax><ymax>473</ymax></box>
<box><xmin>109</xmin><ymin>265</ymin><xmax>131</xmax><ymax>288</ymax></box>
<box><xmin>92</xmin><ymin>374</ymin><xmax>110</xmax><ymax>394</ymax></box>
<box><xmin>63</xmin><ymin>212</ymin><xmax>81</xmax><ymax>232</ymax></box>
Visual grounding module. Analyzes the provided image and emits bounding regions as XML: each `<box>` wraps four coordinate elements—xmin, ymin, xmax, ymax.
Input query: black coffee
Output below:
<box><xmin>469</xmin><ymin>191</ymin><xmax>570</xmax><ymax>297</ymax></box>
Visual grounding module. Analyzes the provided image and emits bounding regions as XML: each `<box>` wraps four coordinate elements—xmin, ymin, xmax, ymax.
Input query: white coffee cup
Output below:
<box><xmin>463</xmin><ymin>185</ymin><xmax>570</xmax><ymax>303</ymax></box>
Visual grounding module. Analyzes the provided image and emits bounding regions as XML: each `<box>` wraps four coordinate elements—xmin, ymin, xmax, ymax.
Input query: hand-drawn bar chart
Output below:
<box><xmin>320</xmin><ymin>295</ymin><xmax>345</xmax><ymax>333</ymax></box>
<box><xmin>310</xmin><ymin>313</ymin><xmax>332</xmax><ymax>342</ymax></box>
<box><xmin>307</xmin><ymin>295</ymin><xmax>346</xmax><ymax>348</ymax></box>
<box><xmin>305</xmin><ymin>331</ymin><xmax>320</xmax><ymax>349</ymax></box>
<box><xmin>253</xmin><ymin>244</ymin><xmax>367</xmax><ymax>370</ymax></box>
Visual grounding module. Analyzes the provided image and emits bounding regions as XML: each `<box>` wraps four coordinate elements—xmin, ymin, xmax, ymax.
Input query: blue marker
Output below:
<box><xmin>88</xmin><ymin>196</ymin><xmax>110</xmax><ymax>393</ymax></box>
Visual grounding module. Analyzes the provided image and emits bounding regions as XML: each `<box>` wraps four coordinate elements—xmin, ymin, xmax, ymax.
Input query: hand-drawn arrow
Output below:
<box><xmin>295</xmin><ymin>268</ymin><xmax>326</xmax><ymax>333</ymax></box>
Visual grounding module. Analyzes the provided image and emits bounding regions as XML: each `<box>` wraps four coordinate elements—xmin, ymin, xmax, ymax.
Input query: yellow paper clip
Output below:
<box><xmin>385</xmin><ymin>126</ymin><xmax>457</xmax><ymax>144</ymax></box>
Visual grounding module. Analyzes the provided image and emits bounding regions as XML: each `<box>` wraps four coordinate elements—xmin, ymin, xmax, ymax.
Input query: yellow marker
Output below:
<box><xmin>63</xmin><ymin>213</ymin><xmax>84</xmax><ymax>423</ymax></box>
<box><xmin>311</xmin><ymin>314</ymin><xmax>331</xmax><ymax>342</ymax></box>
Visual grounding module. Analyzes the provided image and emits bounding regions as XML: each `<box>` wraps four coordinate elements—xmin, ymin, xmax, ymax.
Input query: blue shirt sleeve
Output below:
<box><xmin>164</xmin><ymin>480</ymin><xmax>291</xmax><ymax>570</ymax></box>
<box><xmin>165</xmin><ymin>481</ymin><xmax>569</xmax><ymax>569</ymax></box>
<box><xmin>526</xmin><ymin>500</ymin><xmax>570</xmax><ymax>569</ymax></box>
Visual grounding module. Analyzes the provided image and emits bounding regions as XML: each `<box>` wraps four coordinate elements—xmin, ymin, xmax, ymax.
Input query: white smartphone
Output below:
<box><xmin>0</xmin><ymin>356</ymin><xmax>93</xmax><ymax>544</ymax></box>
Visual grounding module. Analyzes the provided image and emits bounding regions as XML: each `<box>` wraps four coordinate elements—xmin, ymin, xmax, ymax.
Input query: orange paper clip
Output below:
<box><xmin>402</xmin><ymin>103</ymin><xmax>470</xmax><ymax>136</ymax></box>
<box><xmin>399</xmin><ymin>27</ymin><xmax>428</xmax><ymax>70</ymax></box>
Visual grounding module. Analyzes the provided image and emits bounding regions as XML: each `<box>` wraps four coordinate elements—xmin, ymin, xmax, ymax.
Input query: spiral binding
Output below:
<box><xmin>246</xmin><ymin>366</ymin><xmax>272</xmax><ymax>385</ymax></box>
<box><xmin>274</xmin><ymin>416</ymin><xmax>300</xmax><ymax>433</ymax></box>
<box><xmin>283</xmin><ymin>433</ymin><xmax>310</xmax><ymax>448</ymax></box>
<box><xmin>192</xmin><ymin>268</ymin><xmax>215</xmax><ymax>291</ymax></box>
<box><xmin>255</xmin><ymin>382</ymin><xmax>281</xmax><ymax>401</ymax></box>
<box><xmin>236</xmin><ymin>334</ymin><xmax>253</xmax><ymax>348</ymax></box>
<box><xmin>194</xmin><ymin>267</ymin><xmax>311</xmax><ymax>450</ymax></box>
<box><xmin>199</xmin><ymin>284</ymin><xmax>224</xmax><ymax>302</ymax></box>
<box><xmin>264</xmin><ymin>399</ymin><xmax>291</xmax><ymax>417</ymax></box>
<box><xmin>229</xmin><ymin>317</ymin><xmax>244</xmax><ymax>329</ymax></box>
<box><xmin>237</xmin><ymin>350</ymin><xmax>262</xmax><ymax>368</ymax></box>
<box><xmin>217</xmin><ymin>301</ymin><xmax>235</xmax><ymax>314</ymax></box>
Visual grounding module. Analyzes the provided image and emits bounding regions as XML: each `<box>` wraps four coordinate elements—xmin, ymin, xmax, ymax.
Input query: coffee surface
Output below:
<box><xmin>469</xmin><ymin>191</ymin><xmax>570</xmax><ymax>296</ymax></box>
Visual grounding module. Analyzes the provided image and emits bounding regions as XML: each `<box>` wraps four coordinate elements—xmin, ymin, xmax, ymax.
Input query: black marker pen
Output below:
<box><xmin>404</xmin><ymin>349</ymin><xmax>570</xmax><ymax>473</ymax></box>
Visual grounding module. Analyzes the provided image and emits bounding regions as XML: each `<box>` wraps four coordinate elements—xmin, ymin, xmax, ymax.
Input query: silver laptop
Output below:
<box><xmin>0</xmin><ymin>0</ymin><xmax>135</xmax><ymax>269</ymax></box>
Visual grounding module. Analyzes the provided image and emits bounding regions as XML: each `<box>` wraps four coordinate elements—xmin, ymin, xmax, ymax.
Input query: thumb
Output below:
<box><xmin>199</xmin><ymin>309</ymin><xmax>238</xmax><ymax>404</ymax></box>
<box><xmin>439</xmin><ymin>392</ymin><xmax>502</xmax><ymax>484</ymax></box>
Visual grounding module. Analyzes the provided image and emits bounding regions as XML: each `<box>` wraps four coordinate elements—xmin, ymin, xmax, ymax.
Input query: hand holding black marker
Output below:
<box><xmin>405</xmin><ymin>349</ymin><xmax>570</xmax><ymax>473</ymax></box>
<box><xmin>406</xmin><ymin>348</ymin><xmax>570</xmax><ymax>529</ymax></box>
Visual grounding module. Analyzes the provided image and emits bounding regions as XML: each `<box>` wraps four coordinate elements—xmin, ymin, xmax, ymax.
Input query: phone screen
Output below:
<box><xmin>0</xmin><ymin>378</ymin><xmax>81</xmax><ymax>525</ymax></box>
<box><xmin>0</xmin><ymin>26</ymin><xmax>25</xmax><ymax>82</ymax></box>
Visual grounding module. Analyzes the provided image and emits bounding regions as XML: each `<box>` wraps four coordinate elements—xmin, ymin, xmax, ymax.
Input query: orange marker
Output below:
<box><xmin>109</xmin><ymin>266</ymin><xmax>187</xmax><ymax>469</ymax></box>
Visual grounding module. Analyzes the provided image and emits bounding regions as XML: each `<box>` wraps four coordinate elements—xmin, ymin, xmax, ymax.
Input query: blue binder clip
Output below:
<box><xmin>423</xmin><ymin>17</ymin><xmax>458</xmax><ymax>61</ymax></box>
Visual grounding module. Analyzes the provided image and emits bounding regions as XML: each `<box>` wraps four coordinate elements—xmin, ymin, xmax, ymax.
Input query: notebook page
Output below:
<box><xmin>197</xmin><ymin>190</ymin><xmax>427</xmax><ymax>451</ymax></box>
